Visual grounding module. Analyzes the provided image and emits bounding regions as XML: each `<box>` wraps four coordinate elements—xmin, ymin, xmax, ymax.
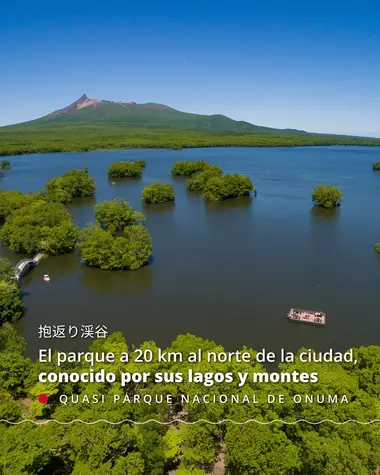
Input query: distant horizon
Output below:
<box><xmin>2</xmin><ymin>1</ymin><xmax>380</xmax><ymax>137</ymax></box>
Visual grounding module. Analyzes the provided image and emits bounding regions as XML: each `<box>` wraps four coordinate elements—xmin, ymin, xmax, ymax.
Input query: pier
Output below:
<box><xmin>287</xmin><ymin>308</ymin><xmax>326</xmax><ymax>326</ymax></box>
<box><xmin>14</xmin><ymin>253</ymin><xmax>45</xmax><ymax>282</ymax></box>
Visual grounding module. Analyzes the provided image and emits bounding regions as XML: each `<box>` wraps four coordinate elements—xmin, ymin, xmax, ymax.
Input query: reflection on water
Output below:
<box><xmin>80</xmin><ymin>263</ymin><xmax>153</xmax><ymax>295</ymax></box>
<box><xmin>310</xmin><ymin>205</ymin><xmax>341</xmax><ymax>221</ymax></box>
<box><xmin>204</xmin><ymin>196</ymin><xmax>253</xmax><ymax>212</ymax></box>
<box><xmin>67</xmin><ymin>195</ymin><xmax>97</xmax><ymax>210</ymax></box>
<box><xmin>142</xmin><ymin>202</ymin><xmax>176</xmax><ymax>214</ymax></box>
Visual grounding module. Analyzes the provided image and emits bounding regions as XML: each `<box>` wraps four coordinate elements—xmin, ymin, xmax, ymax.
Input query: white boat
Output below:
<box><xmin>43</xmin><ymin>274</ymin><xmax>51</xmax><ymax>282</ymax></box>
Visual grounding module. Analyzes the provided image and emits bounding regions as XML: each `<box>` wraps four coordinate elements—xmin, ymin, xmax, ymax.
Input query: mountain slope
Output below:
<box><xmin>16</xmin><ymin>94</ymin><xmax>306</xmax><ymax>134</ymax></box>
<box><xmin>1</xmin><ymin>94</ymin><xmax>379</xmax><ymax>157</ymax></box>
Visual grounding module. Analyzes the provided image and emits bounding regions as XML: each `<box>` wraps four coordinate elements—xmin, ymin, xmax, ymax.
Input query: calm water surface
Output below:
<box><xmin>1</xmin><ymin>147</ymin><xmax>379</xmax><ymax>358</ymax></box>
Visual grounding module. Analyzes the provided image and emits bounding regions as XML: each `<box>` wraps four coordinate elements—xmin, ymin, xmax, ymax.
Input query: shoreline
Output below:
<box><xmin>1</xmin><ymin>142</ymin><xmax>380</xmax><ymax>158</ymax></box>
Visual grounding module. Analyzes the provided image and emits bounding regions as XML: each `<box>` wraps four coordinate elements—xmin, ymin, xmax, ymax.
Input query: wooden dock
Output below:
<box><xmin>287</xmin><ymin>308</ymin><xmax>326</xmax><ymax>326</ymax></box>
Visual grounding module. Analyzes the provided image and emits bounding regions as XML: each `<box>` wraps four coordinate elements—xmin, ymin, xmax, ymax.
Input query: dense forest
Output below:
<box><xmin>1</xmin><ymin>125</ymin><xmax>380</xmax><ymax>157</ymax></box>
<box><xmin>0</xmin><ymin>326</ymin><xmax>380</xmax><ymax>474</ymax></box>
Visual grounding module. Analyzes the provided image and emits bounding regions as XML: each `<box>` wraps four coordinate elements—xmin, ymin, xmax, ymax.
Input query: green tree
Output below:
<box><xmin>0</xmin><ymin>281</ymin><xmax>24</xmax><ymax>324</ymax></box>
<box><xmin>225</xmin><ymin>421</ymin><xmax>301</xmax><ymax>475</ymax></box>
<box><xmin>95</xmin><ymin>198</ymin><xmax>145</xmax><ymax>233</ymax></box>
<box><xmin>372</xmin><ymin>162</ymin><xmax>380</xmax><ymax>170</ymax></box>
<box><xmin>77</xmin><ymin>223</ymin><xmax>152</xmax><ymax>270</ymax></box>
<box><xmin>203</xmin><ymin>174</ymin><xmax>254</xmax><ymax>201</ymax></box>
<box><xmin>171</xmin><ymin>160</ymin><xmax>210</xmax><ymax>176</ymax></box>
<box><xmin>186</xmin><ymin>166</ymin><xmax>223</xmax><ymax>192</ymax></box>
<box><xmin>375</xmin><ymin>243</ymin><xmax>380</xmax><ymax>253</ymax></box>
<box><xmin>1</xmin><ymin>160</ymin><xmax>11</xmax><ymax>169</ymax></box>
<box><xmin>45</xmin><ymin>168</ymin><xmax>96</xmax><ymax>203</ymax></box>
<box><xmin>0</xmin><ymin>190</ymin><xmax>37</xmax><ymax>220</ymax></box>
<box><xmin>0</xmin><ymin>258</ymin><xmax>17</xmax><ymax>281</ymax></box>
<box><xmin>112</xmin><ymin>452</ymin><xmax>145</xmax><ymax>475</ymax></box>
<box><xmin>312</xmin><ymin>184</ymin><xmax>342</xmax><ymax>208</ymax></box>
<box><xmin>0</xmin><ymin>352</ymin><xmax>31</xmax><ymax>396</ymax></box>
<box><xmin>0</xmin><ymin>389</ymin><xmax>21</xmax><ymax>422</ymax></box>
<box><xmin>0</xmin><ymin>322</ymin><xmax>26</xmax><ymax>353</ymax></box>
<box><xmin>142</xmin><ymin>182</ymin><xmax>175</xmax><ymax>203</ymax></box>
<box><xmin>108</xmin><ymin>161</ymin><xmax>143</xmax><ymax>178</ymax></box>
<box><xmin>134</xmin><ymin>159</ymin><xmax>146</xmax><ymax>169</ymax></box>
<box><xmin>0</xmin><ymin>200</ymin><xmax>79</xmax><ymax>255</ymax></box>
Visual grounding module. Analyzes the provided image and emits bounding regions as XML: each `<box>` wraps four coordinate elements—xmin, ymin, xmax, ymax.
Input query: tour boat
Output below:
<box><xmin>287</xmin><ymin>308</ymin><xmax>326</xmax><ymax>326</ymax></box>
<box><xmin>43</xmin><ymin>274</ymin><xmax>51</xmax><ymax>282</ymax></box>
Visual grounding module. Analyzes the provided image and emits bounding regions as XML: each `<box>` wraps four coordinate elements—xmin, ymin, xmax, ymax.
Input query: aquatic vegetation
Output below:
<box><xmin>375</xmin><ymin>243</ymin><xmax>380</xmax><ymax>253</ymax></box>
<box><xmin>186</xmin><ymin>165</ymin><xmax>223</xmax><ymax>192</ymax></box>
<box><xmin>171</xmin><ymin>160</ymin><xmax>210</xmax><ymax>176</ymax></box>
<box><xmin>373</xmin><ymin>162</ymin><xmax>380</xmax><ymax>170</ymax></box>
<box><xmin>134</xmin><ymin>159</ymin><xmax>146</xmax><ymax>168</ymax></box>
<box><xmin>44</xmin><ymin>168</ymin><xmax>96</xmax><ymax>203</ymax></box>
<box><xmin>0</xmin><ymin>190</ymin><xmax>39</xmax><ymax>220</ymax></box>
<box><xmin>203</xmin><ymin>174</ymin><xmax>254</xmax><ymax>201</ymax></box>
<box><xmin>0</xmin><ymin>160</ymin><xmax>11</xmax><ymax>169</ymax></box>
<box><xmin>312</xmin><ymin>184</ymin><xmax>342</xmax><ymax>209</ymax></box>
<box><xmin>142</xmin><ymin>182</ymin><xmax>175</xmax><ymax>203</ymax></box>
<box><xmin>77</xmin><ymin>223</ymin><xmax>152</xmax><ymax>270</ymax></box>
<box><xmin>0</xmin><ymin>201</ymin><xmax>79</xmax><ymax>255</ymax></box>
<box><xmin>108</xmin><ymin>161</ymin><xmax>143</xmax><ymax>178</ymax></box>
<box><xmin>94</xmin><ymin>198</ymin><xmax>145</xmax><ymax>233</ymax></box>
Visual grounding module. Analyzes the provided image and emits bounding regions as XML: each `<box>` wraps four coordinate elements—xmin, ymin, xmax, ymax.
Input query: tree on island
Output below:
<box><xmin>375</xmin><ymin>243</ymin><xmax>380</xmax><ymax>253</ymax></box>
<box><xmin>0</xmin><ymin>190</ymin><xmax>39</xmax><ymax>220</ymax></box>
<box><xmin>77</xmin><ymin>223</ymin><xmax>152</xmax><ymax>270</ymax></box>
<box><xmin>0</xmin><ymin>259</ymin><xmax>23</xmax><ymax>325</ymax></box>
<box><xmin>134</xmin><ymin>159</ymin><xmax>146</xmax><ymax>169</ymax></box>
<box><xmin>171</xmin><ymin>160</ymin><xmax>210</xmax><ymax>176</ymax></box>
<box><xmin>108</xmin><ymin>161</ymin><xmax>143</xmax><ymax>178</ymax></box>
<box><xmin>1</xmin><ymin>160</ymin><xmax>11</xmax><ymax>169</ymax></box>
<box><xmin>203</xmin><ymin>174</ymin><xmax>254</xmax><ymax>201</ymax></box>
<box><xmin>312</xmin><ymin>184</ymin><xmax>342</xmax><ymax>209</ymax></box>
<box><xmin>373</xmin><ymin>162</ymin><xmax>380</xmax><ymax>170</ymax></box>
<box><xmin>0</xmin><ymin>201</ymin><xmax>79</xmax><ymax>256</ymax></box>
<box><xmin>44</xmin><ymin>168</ymin><xmax>96</xmax><ymax>203</ymax></box>
<box><xmin>142</xmin><ymin>182</ymin><xmax>175</xmax><ymax>204</ymax></box>
<box><xmin>186</xmin><ymin>166</ymin><xmax>223</xmax><ymax>192</ymax></box>
<box><xmin>94</xmin><ymin>198</ymin><xmax>145</xmax><ymax>233</ymax></box>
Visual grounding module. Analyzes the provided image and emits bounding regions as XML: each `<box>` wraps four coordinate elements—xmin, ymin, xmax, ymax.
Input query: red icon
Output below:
<box><xmin>37</xmin><ymin>394</ymin><xmax>49</xmax><ymax>404</ymax></box>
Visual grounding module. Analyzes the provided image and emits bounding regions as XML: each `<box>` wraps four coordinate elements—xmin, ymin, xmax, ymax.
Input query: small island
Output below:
<box><xmin>186</xmin><ymin>165</ymin><xmax>223</xmax><ymax>192</ymax></box>
<box><xmin>373</xmin><ymin>162</ymin><xmax>380</xmax><ymax>170</ymax></box>
<box><xmin>94</xmin><ymin>198</ymin><xmax>145</xmax><ymax>233</ymax></box>
<box><xmin>375</xmin><ymin>243</ymin><xmax>380</xmax><ymax>253</ymax></box>
<box><xmin>142</xmin><ymin>182</ymin><xmax>175</xmax><ymax>204</ymax></box>
<box><xmin>0</xmin><ymin>200</ymin><xmax>79</xmax><ymax>256</ymax></box>
<box><xmin>1</xmin><ymin>159</ymin><xmax>11</xmax><ymax>169</ymax></box>
<box><xmin>108</xmin><ymin>161</ymin><xmax>144</xmax><ymax>178</ymax></box>
<box><xmin>77</xmin><ymin>198</ymin><xmax>152</xmax><ymax>270</ymax></box>
<box><xmin>43</xmin><ymin>168</ymin><xmax>96</xmax><ymax>203</ymax></box>
<box><xmin>171</xmin><ymin>160</ymin><xmax>209</xmax><ymax>176</ymax></box>
<box><xmin>203</xmin><ymin>174</ymin><xmax>255</xmax><ymax>201</ymax></box>
<box><xmin>312</xmin><ymin>184</ymin><xmax>342</xmax><ymax>209</ymax></box>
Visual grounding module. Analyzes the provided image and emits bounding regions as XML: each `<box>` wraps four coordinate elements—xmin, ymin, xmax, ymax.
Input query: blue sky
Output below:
<box><xmin>2</xmin><ymin>0</ymin><xmax>380</xmax><ymax>136</ymax></box>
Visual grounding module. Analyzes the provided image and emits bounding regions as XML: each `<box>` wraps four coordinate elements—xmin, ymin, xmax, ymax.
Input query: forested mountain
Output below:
<box><xmin>1</xmin><ymin>95</ymin><xmax>379</xmax><ymax>156</ymax></box>
<box><xmin>10</xmin><ymin>94</ymin><xmax>306</xmax><ymax>134</ymax></box>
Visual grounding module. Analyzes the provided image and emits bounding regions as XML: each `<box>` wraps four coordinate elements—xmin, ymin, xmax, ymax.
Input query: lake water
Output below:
<box><xmin>1</xmin><ymin>146</ymin><xmax>379</xmax><ymax>358</ymax></box>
